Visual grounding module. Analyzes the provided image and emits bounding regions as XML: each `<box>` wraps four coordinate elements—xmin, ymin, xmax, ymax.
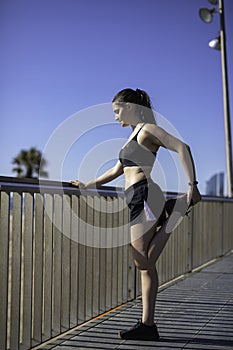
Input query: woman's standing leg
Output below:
<box><xmin>119</xmin><ymin>181</ymin><xmax>172</xmax><ymax>339</ymax></box>
<box><xmin>130</xmin><ymin>221</ymin><xmax>171</xmax><ymax>326</ymax></box>
<box><xmin>141</xmin><ymin>220</ymin><xmax>173</xmax><ymax>326</ymax></box>
<box><xmin>141</xmin><ymin>266</ymin><xmax>158</xmax><ymax>325</ymax></box>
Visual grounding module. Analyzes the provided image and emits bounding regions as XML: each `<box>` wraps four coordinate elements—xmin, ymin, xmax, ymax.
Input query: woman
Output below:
<box><xmin>71</xmin><ymin>88</ymin><xmax>201</xmax><ymax>341</ymax></box>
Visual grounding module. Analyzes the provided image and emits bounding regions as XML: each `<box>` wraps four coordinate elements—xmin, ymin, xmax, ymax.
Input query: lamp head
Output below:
<box><xmin>209</xmin><ymin>37</ymin><xmax>221</xmax><ymax>50</ymax></box>
<box><xmin>199</xmin><ymin>7</ymin><xmax>216</xmax><ymax>23</ymax></box>
<box><xmin>208</xmin><ymin>0</ymin><xmax>218</xmax><ymax>4</ymax></box>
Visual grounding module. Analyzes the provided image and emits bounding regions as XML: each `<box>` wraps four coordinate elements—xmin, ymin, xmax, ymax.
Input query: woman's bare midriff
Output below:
<box><xmin>124</xmin><ymin>166</ymin><xmax>152</xmax><ymax>189</ymax></box>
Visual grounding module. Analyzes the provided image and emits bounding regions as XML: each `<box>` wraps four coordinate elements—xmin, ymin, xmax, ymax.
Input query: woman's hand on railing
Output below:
<box><xmin>70</xmin><ymin>180</ymin><xmax>86</xmax><ymax>188</ymax></box>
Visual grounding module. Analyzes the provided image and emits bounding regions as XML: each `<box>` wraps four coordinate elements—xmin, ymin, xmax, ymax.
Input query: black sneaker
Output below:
<box><xmin>119</xmin><ymin>319</ymin><xmax>160</xmax><ymax>341</ymax></box>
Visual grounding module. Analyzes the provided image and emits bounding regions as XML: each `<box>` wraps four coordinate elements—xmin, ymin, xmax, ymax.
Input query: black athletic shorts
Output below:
<box><xmin>124</xmin><ymin>178</ymin><xmax>165</xmax><ymax>226</ymax></box>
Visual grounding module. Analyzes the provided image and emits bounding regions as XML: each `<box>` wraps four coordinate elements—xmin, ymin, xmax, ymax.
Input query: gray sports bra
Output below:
<box><xmin>119</xmin><ymin>124</ymin><xmax>157</xmax><ymax>168</ymax></box>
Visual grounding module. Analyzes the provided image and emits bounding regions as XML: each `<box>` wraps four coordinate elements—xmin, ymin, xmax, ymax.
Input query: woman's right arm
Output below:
<box><xmin>70</xmin><ymin>160</ymin><xmax>124</xmax><ymax>188</ymax></box>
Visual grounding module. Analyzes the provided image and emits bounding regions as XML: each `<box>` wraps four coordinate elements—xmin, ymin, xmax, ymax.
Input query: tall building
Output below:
<box><xmin>206</xmin><ymin>172</ymin><xmax>224</xmax><ymax>196</ymax></box>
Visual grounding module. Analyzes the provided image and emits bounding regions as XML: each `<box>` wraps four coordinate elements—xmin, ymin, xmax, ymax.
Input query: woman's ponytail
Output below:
<box><xmin>136</xmin><ymin>88</ymin><xmax>156</xmax><ymax>124</ymax></box>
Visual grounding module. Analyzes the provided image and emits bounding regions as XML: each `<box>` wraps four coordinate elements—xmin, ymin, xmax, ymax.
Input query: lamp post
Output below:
<box><xmin>199</xmin><ymin>0</ymin><xmax>233</xmax><ymax>197</ymax></box>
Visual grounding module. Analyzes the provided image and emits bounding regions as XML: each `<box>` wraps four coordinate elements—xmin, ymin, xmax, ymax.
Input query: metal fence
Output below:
<box><xmin>0</xmin><ymin>176</ymin><xmax>233</xmax><ymax>350</ymax></box>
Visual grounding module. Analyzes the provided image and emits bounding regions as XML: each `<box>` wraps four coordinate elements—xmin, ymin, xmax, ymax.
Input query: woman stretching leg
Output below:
<box><xmin>71</xmin><ymin>88</ymin><xmax>201</xmax><ymax>340</ymax></box>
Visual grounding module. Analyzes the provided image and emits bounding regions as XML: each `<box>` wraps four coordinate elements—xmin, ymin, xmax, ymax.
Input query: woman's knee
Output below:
<box><xmin>134</xmin><ymin>259</ymin><xmax>149</xmax><ymax>270</ymax></box>
<box><xmin>132</xmin><ymin>249</ymin><xmax>151</xmax><ymax>270</ymax></box>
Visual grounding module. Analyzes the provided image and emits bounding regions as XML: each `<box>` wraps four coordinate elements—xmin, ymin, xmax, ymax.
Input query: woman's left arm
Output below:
<box><xmin>149</xmin><ymin>125</ymin><xmax>202</xmax><ymax>205</ymax></box>
<box><xmin>177</xmin><ymin>142</ymin><xmax>202</xmax><ymax>205</ymax></box>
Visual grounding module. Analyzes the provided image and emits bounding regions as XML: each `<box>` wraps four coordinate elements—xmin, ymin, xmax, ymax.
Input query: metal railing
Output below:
<box><xmin>0</xmin><ymin>176</ymin><xmax>233</xmax><ymax>350</ymax></box>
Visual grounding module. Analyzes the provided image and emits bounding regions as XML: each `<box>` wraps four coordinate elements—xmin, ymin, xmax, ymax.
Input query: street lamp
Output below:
<box><xmin>208</xmin><ymin>36</ymin><xmax>221</xmax><ymax>50</ymax></box>
<box><xmin>199</xmin><ymin>7</ymin><xmax>216</xmax><ymax>23</ymax></box>
<box><xmin>199</xmin><ymin>0</ymin><xmax>233</xmax><ymax>197</ymax></box>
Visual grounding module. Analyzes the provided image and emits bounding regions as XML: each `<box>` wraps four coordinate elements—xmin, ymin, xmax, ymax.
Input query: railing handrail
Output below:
<box><xmin>1</xmin><ymin>175</ymin><xmax>233</xmax><ymax>202</ymax></box>
<box><xmin>0</xmin><ymin>176</ymin><xmax>123</xmax><ymax>197</ymax></box>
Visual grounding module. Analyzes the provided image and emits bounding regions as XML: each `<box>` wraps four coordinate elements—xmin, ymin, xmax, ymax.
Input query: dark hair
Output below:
<box><xmin>112</xmin><ymin>88</ymin><xmax>156</xmax><ymax>124</ymax></box>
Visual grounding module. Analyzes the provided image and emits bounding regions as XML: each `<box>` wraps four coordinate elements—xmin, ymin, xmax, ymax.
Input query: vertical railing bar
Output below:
<box><xmin>222</xmin><ymin>202</ymin><xmax>226</xmax><ymax>254</ymax></box>
<box><xmin>167</xmin><ymin>228</ymin><xmax>172</xmax><ymax>281</ymax></box>
<box><xmin>43</xmin><ymin>193</ymin><xmax>53</xmax><ymax>340</ymax></box>
<box><xmin>123</xmin><ymin>201</ymin><xmax>129</xmax><ymax>302</ymax></box>
<box><xmin>185</xmin><ymin>216</ymin><xmax>190</xmax><ymax>273</ymax></box>
<box><xmin>106</xmin><ymin>197</ymin><xmax>113</xmax><ymax>310</ymax></box>
<box><xmin>127</xmin><ymin>204</ymin><xmax>134</xmax><ymax>301</ymax></box>
<box><xmin>93</xmin><ymin>196</ymin><xmax>101</xmax><ymax>317</ymax></box>
<box><xmin>117</xmin><ymin>197</ymin><xmax>123</xmax><ymax>303</ymax></box>
<box><xmin>220</xmin><ymin>201</ymin><xmax>224</xmax><ymax>256</ymax></box>
<box><xmin>70</xmin><ymin>195</ymin><xmax>79</xmax><ymax>326</ymax></box>
<box><xmin>10</xmin><ymin>192</ymin><xmax>22</xmax><ymax>350</ymax></box>
<box><xmin>0</xmin><ymin>192</ymin><xmax>10</xmax><ymax>350</ymax></box>
<box><xmin>32</xmin><ymin>193</ymin><xmax>44</xmax><ymax>344</ymax></box>
<box><xmin>111</xmin><ymin>198</ymin><xmax>118</xmax><ymax>308</ymax></box>
<box><xmin>52</xmin><ymin>194</ymin><xmax>62</xmax><ymax>335</ymax></box>
<box><xmin>179</xmin><ymin>222</ymin><xmax>184</xmax><ymax>276</ymax></box>
<box><xmin>99</xmin><ymin>197</ymin><xmax>107</xmax><ymax>312</ymax></box>
<box><xmin>170</xmin><ymin>230</ymin><xmax>174</xmax><ymax>280</ymax></box>
<box><xmin>21</xmin><ymin>192</ymin><xmax>34</xmax><ymax>350</ymax></box>
<box><xmin>78</xmin><ymin>195</ymin><xmax>87</xmax><ymax>323</ymax></box>
<box><xmin>189</xmin><ymin>207</ymin><xmax>194</xmax><ymax>272</ymax></box>
<box><xmin>61</xmin><ymin>194</ymin><xmax>71</xmax><ymax>331</ymax></box>
<box><xmin>85</xmin><ymin>195</ymin><xmax>94</xmax><ymax>320</ymax></box>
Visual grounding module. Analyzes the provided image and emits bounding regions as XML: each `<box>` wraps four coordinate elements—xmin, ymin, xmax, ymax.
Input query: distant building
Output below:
<box><xmin>206</xmin><ymin>172</ymin><xmax>224</xmax><ymax>196</ymax></box>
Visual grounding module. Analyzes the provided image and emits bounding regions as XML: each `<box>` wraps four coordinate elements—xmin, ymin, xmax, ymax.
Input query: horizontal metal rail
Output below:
<box><xmin>1</xmin><ymin>176</ymin><xmax>233</xmax><ymax>201</ymax></box>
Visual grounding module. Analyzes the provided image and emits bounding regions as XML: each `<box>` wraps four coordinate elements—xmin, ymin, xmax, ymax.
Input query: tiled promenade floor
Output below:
<box><xmin>34</xmin><ymin>253</ymin><xmax>233</xmax><ymax>350</ymax></box>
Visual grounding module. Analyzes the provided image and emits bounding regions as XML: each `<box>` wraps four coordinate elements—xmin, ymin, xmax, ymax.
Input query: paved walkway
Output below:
<box><xmin>35</xmin><ymin>253</ymin><xmax>233</xmax><ymax>350</ymax></box>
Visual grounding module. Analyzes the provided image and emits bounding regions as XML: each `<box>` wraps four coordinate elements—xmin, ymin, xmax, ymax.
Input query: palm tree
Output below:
<box><xmin>12</xmin><ymin>147</ymin><xmax>48</xmax><ymax>178</ymax></box>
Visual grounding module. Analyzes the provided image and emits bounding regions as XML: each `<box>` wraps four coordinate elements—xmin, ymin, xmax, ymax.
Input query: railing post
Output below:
<box><xmin>188</xmin><ymin>207</ymin><xmax>194</xmax><ymax>272</ymax></box>
<box><xmin>10</xmin><ymin>192</ymin><xmax>22</xmax><ymax>350</ymax></box>
<box><xmin>22</xmin><ymin>192</ymin><xmax>34</xmax><ymax>349</ymax></box>
<box><xmin>0</xmin><ymin>192</ymin><xmax>10</xmax><ymax>350</ymax></box>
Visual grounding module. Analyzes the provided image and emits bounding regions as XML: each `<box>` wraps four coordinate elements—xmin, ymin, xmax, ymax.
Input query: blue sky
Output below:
<box><xmin>1</xmin><ymin>0</ymin><xmax>233</xmax><ymax>195</ymax></box>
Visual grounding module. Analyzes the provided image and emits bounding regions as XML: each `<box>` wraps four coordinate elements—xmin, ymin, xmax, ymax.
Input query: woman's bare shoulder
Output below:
<box><xmin>142</xmin><ymin>123</ymin><xmax>163</xmax><ymax>133</ymax></box>
<box><xmin>138</xmin><ymin>123</ymin><xmax>164</xmax><ymax>148</ymax></box>
<box><xmin>140</xmin><ymin>123</ymin><xmax>165</xmax><ymax>141</ymax></box>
